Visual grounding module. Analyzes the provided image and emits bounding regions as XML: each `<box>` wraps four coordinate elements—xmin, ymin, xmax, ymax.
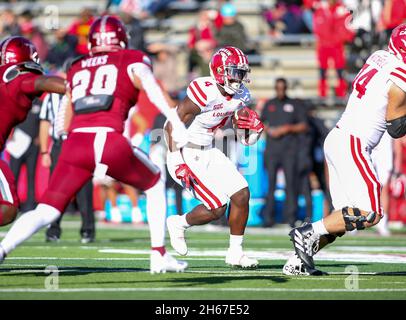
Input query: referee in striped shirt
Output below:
<box><xmin>39</xmin><ymin>91</ymin><xmax>95</xmax><ymax>243</ymax></box>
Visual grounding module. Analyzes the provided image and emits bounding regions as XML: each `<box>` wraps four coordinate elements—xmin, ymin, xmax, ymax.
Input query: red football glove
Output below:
<box><xmin>236</xmin><ymin>109</ymin><xmax>264</xmax><ymax>133</ymax></box>
<box><xmin>175</xmin><ymin>163</ymin><xmax>193</xmax><ymax>189</ymax></box>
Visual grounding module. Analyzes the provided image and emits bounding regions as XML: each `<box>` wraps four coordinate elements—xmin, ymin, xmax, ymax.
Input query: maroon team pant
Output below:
<box><xmin>0</xmin><ymin>159</ymin><xmax>20</xmax><ymax>225</ymax></box>
<box><xmin>41</xmin><ymin>129</ymin><xmax>160</xmax><ymax>213</ymax></box>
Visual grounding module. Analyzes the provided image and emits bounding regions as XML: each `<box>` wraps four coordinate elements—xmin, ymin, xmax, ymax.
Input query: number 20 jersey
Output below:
<box><xmin>337</xmin><ymin>50</ymin><xmax>406</xmax><ymax>149</ymax></box>
<box><xmin>66</xmin><ymin>49</ymin><xmax>151</xmax><ymax>133</ymax></box>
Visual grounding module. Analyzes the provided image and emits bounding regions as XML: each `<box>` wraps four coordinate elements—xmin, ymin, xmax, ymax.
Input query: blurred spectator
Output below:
<box><xmin>118</xmin><ymin>0</ymin><xmax>176</xmax><ymax>19</ymax></box>
<box><xmin>46</xmin><ymin>29</ymin><xmax>78</xmax><ymax>70</ymax></box>
<box><xmin>345</xmin><ymin>0</ymin><xmax>383</xmax><ymax>72</ymax></box>
<box><xmin>302</xmin><ymin>0</ymin><xmax>321</xmax><ymax>32</ymax></box>
<box><xmin>313</xmin><ymin>0</ymin><xmax>354</xmax><ymax>98</ymax></box>
<box><xmin>6</xmin><ymin>99</ymin><xmax>41</xmax><ymax>212</ymax></box>
<box><xmin>263</xmin><ymin>1</ymin><xmax>308</xmax><ymax>35</ymax></box>
<box><xmin>148</xmin><ymin>42</ymin><xmax>182</xmax><ymax>93</ymax></box>
<box><xmin>0</xmin><ymin>9</ymin><xmax>21</xmax><ymax>37</ymax></box>
<box><xmin>194</xmin><ymin>39</ymin><xmax>217</xmax><ymax>76</ymax></box>
<box><xmin>120</xmin><ymin>11</ymin><xmax>146</xmax><ymax>51</ymax></box>
<box><xmin>18</xmin><ymin>10</ymin><xmax>49</xmax><ymax>62</ymax></box>
<box><xmin>296</xmin><ymin>102</ymin><xmax>314</xmax><ymax>223</ymax></box>
<box><xmin>67</xmin><ymin>7</ymin><xmax>95</xmax><ymax>55</ymax></box>
<box><xmin>379</xmin><ymin>0</ymin><xmax>406</xmax><ymax>34</ymax></box>
<box><xmin>188</xmin><ymin>9</ymin><xmax>217</xmax><ymax>75</ymax></box>
<box><xmin>259</xmin><ymin>78</ymin><xmax>308</xmax><ymax>228</ymax></box>
<box><xmin>119</xmin><ymin>0</ymin><xmax>149</xmax><ymax>20</ymax></box>
<box><xmin>215</xmin><ymin>2</ymin><xmax>250</xmax><ymax>53</ymax></box>
<box><xmin>106</xmin><ymin>0</ymin><xmax>124</xmax><ymax>11</ymax></box>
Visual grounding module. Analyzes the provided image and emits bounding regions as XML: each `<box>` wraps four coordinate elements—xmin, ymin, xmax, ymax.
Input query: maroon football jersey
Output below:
<box><xmin>0</xmin><ymin>64</ymin><xmax>41</xmax><ymax>151</ymax></box>
<box><xmin>67</xmin><ymin>49</ymin><xmax>151</xmax><ymax>133</ymax></box>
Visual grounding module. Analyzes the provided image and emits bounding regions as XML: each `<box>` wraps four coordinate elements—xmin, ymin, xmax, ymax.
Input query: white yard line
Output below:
<box><xmin>99</xmin><ymin>249</ymin><xmax>406</xmax><ymax>264</ymax></box>
<box><xmin>0</xmin><ymin>287</ymin><xmax>405</xmax><ymax>293</ymax></box>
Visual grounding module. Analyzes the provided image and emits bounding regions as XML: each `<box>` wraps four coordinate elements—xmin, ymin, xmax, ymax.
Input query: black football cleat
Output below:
<box><xmin>288</xmin><ymin>223</ymin><xmax>320</xmax><ymax>272</ymax></box>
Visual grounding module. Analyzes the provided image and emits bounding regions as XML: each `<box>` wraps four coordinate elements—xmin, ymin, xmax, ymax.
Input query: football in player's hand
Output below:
<box><xmin>232</xmin><ymin>107</ymin><xmax>261</xmax><ymax>146</ymax></box>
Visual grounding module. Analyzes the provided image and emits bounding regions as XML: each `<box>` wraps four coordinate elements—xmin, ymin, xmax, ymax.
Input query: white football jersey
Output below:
<box><xmin>337</xmin><ymin>50</ymin><xmax>406</xmax><ymax>149</ymax></box>
<box><xmin>185</xmin><ymin>76</ymin><xmax>251</xmax><ymax>146</ymax></box>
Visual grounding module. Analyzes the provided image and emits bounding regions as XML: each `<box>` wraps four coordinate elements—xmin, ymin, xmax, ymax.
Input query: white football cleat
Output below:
<box><xmin>283</xmin><ymin>254</ymin><xmax>310</xmax><ymax>276</ymax></box>
<box><xmin>225</xmin><ymin>249</ymin><xmax>259</xmax><ymax>268</ymax></box>
<box><xmin>167</xmin><ymin>215</ymin><xmax>188</xmax><ymax>256</ymax></box>
<box><xmin>283</xmin><ymin>253</ymin><xmax>325</xmax><ymax>276</ymax></box>
<box><xmin>150</xmin><ymin>251</ymin><xmax>188</xmax><ymax>274</ymax></box>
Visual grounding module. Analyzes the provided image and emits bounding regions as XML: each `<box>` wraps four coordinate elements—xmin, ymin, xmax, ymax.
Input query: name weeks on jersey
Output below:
<box><xmin>81</xmin><ymin>55</ymin><xmax>108</xmax><ymax>68</ymax></box>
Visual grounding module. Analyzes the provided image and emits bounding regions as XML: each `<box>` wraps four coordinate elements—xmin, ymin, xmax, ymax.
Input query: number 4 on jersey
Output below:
<box><xmin>352</xmin><ymin>63</ymin><xmax>378</xmax><ymax>99</ymax></box>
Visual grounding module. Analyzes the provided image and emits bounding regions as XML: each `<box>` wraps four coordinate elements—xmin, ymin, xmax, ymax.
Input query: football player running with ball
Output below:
<box><xmin>165</xmin><ymin>46</ymin><xmax>264</xmax><ymax>268</ymax></box>
<box><xmin>283</xmin><ymin>24</ymin><xmax>406</xmax><ymax>276</ymax></box>
<box><xmin>0</xmin><ymin>16</ymin><xmax>189</xmax><ymax>273</ymax></box>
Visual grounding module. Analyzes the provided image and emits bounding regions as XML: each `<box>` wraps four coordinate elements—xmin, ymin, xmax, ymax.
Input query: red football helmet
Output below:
<box><xmin>88</xmin><ymin>15</ymin><xmax>128</xmax><ymax>55</ymax></box>
<box><xmin>209</xmin><ymin>46</ymin><xmax>250</xmax><ymax>95</ymax></box>
<box><xmin>0</xmin><ymin>36</ymin><xmax>39</xmax><ymax>66</ymax></box>
<box><xmin>388</xmin><ymin>23</ymin><xmax>406</xmax><ymax>64</ymax></box>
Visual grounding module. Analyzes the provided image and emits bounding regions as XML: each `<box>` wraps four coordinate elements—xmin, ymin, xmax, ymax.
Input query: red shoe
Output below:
<box><xmin>335</xmin><ymin>79</ymin><xmax>348</xmax><ymax>98</ymax></box>
<box><xmin>318</xmin><ymin>79</ymin><xmax>327</xmax><ymax>98</ymax></box>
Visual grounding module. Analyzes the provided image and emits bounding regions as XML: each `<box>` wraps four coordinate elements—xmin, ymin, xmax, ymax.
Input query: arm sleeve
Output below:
<box><xmin>127</xmin><ymin>61</ymin><xmax>182</xmax><ymax>126</ymax></box>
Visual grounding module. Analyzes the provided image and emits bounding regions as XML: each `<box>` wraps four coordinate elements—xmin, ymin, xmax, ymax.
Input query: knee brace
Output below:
<box><xmin>342</xmin><ymin>207</ymin><xmax>376</xmax><ymax>231</ymax></box>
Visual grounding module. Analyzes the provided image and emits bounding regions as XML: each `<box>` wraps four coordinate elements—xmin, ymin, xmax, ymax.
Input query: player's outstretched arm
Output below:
<box><xmin>34</xmin><ymin>76</ymin><xmax>66</xmax><ymax>95</ymax></box>
<box><xmin>164</xmin><ymin>96</ymin><xmax>201</xmax><ymax>152</ymax></box>
<box><xmin>386</xmin><ymin>83</ymin><xmax>406</xmax><ymax>138</ymax></box>
<box><xmin>129</xmin><ymin>62</ymin><xmax>188</xmax><ymax>148</ymax></box>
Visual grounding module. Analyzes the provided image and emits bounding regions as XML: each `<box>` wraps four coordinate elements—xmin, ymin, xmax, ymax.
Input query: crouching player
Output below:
<box><xmin>283</xmin><ymin>24</ymin><xmax>406</xmax><ymax>275</ymax></box>
<box><xmin>164</xmin><ymin>46</ymin><xmax>264</xmax><ymax>268</ymax></box>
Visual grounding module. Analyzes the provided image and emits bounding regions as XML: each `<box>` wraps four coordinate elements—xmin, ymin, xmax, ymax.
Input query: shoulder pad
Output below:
<box><xmin>2</xmin><ymin>62</ymin><xmax>43</xmax><ymax>83</ymax></box>
<box><xmin>389</xmin><ymin>64</ymin><xmax>406</xmax><ymax>92</ymax></box>
<box><xmin>186</xmin><ymin>77</ymin><xmax>217</xmax><ymax>108</ymax></box>
<box><xmin>63</xmin><ymin>55</ymin><xmax>85</xmax><ymax>73</ymax></box>
<box><xmin>18</xmin><ymin>61</ymin><xmax>44</xmax><ymax>74</ymax></box>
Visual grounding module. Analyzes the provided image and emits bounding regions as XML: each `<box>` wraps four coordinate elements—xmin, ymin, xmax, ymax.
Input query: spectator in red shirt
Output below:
<box><xmin>67</xmin><ymin>7</ymin><xmax>95</xmax><ymax>56</ymax></box>
<box><xmin>18</xmin><ymin>10</ymin><xmax>49</xmax><ymax>62</ymax></box>
<box><xmin>187</xmin><ymin>9</ymin><xmax>218</xmax><ymax>76</ymax></box>
<box><xmin>313</xmin><ymin>0</ymin><xmax>354</xmax><ymax>98</ymax></box>
<box><xmin>380</xmin><ymin>0</ymin><xmax>406</xmax><ymax>31</ymax></box>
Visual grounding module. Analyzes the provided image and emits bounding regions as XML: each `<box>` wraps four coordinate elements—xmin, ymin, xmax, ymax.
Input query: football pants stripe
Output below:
<box><xmin>350</xmin><ymin>136</ymin><xmax>380</xmax><ymax>215</ymax></box>
<box><xmin>355</xmin><ymin>137</ymin><xmax>382</xmax><ymax>215</ymax></box>
<box><xmin>190</xmin><ymin>180</ymin><xmax>215</xmax><ymax>209</ymax></box>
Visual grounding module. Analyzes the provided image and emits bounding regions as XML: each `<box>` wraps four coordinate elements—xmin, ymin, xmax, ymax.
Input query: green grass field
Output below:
<box><xmin>1</xmin><ymin>217</ymin><xmax>406</xmax><ymax>300</ymax></box>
